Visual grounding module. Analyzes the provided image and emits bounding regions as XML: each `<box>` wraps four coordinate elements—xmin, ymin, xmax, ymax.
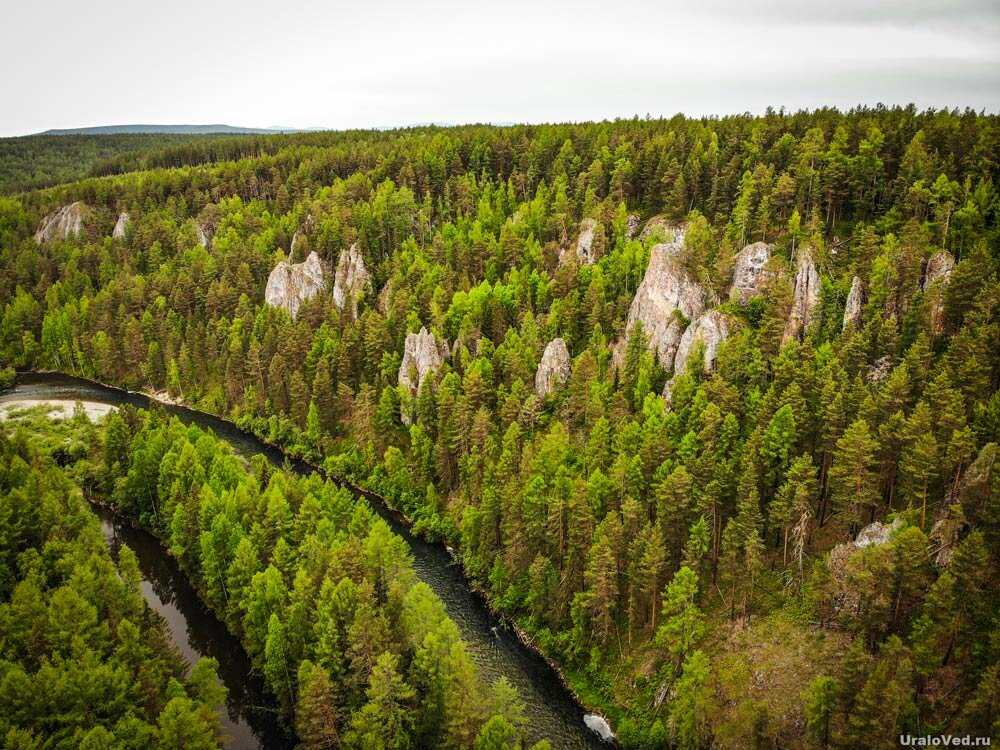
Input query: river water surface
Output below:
<box><xmin>1</xmin><ymin>372</ymin><xmax>612</xmax><ymax>750</ymax></box>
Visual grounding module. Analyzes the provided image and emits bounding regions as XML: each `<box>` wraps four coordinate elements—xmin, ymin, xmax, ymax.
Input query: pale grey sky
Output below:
<box><xmin>2</xmin><ymin>0</ymin><xmax>998</xmax><ymax>136</ymax></box>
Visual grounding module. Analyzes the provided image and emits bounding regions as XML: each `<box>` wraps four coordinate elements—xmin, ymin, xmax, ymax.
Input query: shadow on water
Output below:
<box><xmin>3</xmin><ymin>372</ymin><xmax>613</xmax><ymax>749</ymax></box>
<box><xmin>91</xmin><ymin>504</ymin><xmax>295</xmax><ymax>750</ymax></box>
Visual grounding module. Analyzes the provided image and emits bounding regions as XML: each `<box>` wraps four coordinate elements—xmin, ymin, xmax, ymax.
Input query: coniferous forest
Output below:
<box><xmin>2</xmin><ymin>107</ymin><xmax>1000</xmax><ymax>749</ymax></box>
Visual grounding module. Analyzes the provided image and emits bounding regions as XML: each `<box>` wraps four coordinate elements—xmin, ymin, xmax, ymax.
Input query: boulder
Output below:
<box><xmin>619</xmin><ymin>226</ymin><xmax>707</xmax><ymax>371</ymax></box>
<box><xmin>842</xmin><ymin>276</ymin><xmax>863</xmax><ymax>331</ymax></box>
<box><xmin>264</xmin><ymin>251</ymin><xmax>328</xmax><ymax>318</ymax></box>
<box><xmin>332</xmin><ymin>243</ymin><xmax>372</xmax><ymax>317</ymax></box>
<box><xmin>34</xmin><ymin>202</ymin><xmax>87</xmax><ymax>244</ymax></box>
<box><xmin>559</xmin><ymin>218</ymin><xmax>598</xmax><ymax>266</ymax></box>
<box><xmin>535</xmin><ymin>338</ymin><xmax>571</xmax><ymax>397</ymax></box>
<box><xmin>729</xmin><ymin>242</ymin><xmax>772</xmax><ymax>302</ymax></box>
<box><xmin>112</xmin><ymin>212</ymin><xmax>130</xmax><ymax>240</ymax></box>
<box><xmin>923</xmin><ymin>251</ymin><xmax>955</xmax><ymax>334</ymax></box>
<box><xmin>398</xmin><ymin>327</ymin><xmax>449</xmax><ymax>398</ymax></box>
<box><xmin>782</xmin><ymin>247</ymin><xmax>821</xmax><ymax>344</ymax></box>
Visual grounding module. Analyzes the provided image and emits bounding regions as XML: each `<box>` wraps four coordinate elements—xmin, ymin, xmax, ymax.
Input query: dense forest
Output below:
<box><xmin>0</xmin><ymin>410</ymin><xmax>228</xmax><ymax>748</ymax></box>
<box><xmin>0</xmin><ymin>133</ymin><xmax>253</xmax><ymax>195</ymax></box>
<box><xmin>2</xmin><ymin>105</ymin><xmax>1000</xmax><ymax>748</ymax></box>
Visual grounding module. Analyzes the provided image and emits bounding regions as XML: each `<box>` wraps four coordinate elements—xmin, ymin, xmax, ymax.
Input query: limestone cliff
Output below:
<box><xmin>782</xmin><ymin>247</ymin><xmax>821</xmax><ymax>344</ymax></box>
<box><xmin>332</xmin><ymin>243</ymin><xmax>372</xmax><ymax>317</ymax></box>
<box><xmin>843</xmin><ymin>276</ymin><xmax>863</xmax><ymax>331</ymax></box>
<box><xmin>264</xmin><ymin>251</ymin><xmax>328</xmax><ymax>318</ymax></box>
<box><xmin>535</xmin><ymin>338</ymin><xmax>571</xmax><ymax>397</ymax></box>
<box><xmin>672</xmin><ymin>310</ymin><xmax>731</xmax><ymax>378</ymax></box>
<box><xmin>923</xmin><ymin>251</ymin><xmax>955</xmax><ymax>334</ymax></box>
<box><xmin>729</xmin><ymin>242</ymin><xmax>772</xmax><ymax>302</ymax></box>
<box><xmin>398</xmin><ymin>327</ymin><xmax>449</xmax><ymax>398</ymax></box>
<box><xmin>112</xmin><ymin>212</ymin><xmax>130</xmax><ymax>240</ymax></box>
<box><xmin>34</xmin><ymin>202</ymin><xmax>87</xmax><ymax>244</ymax></box>
<box><xmin>620</xmin><ymin>226</ymin><xmax>707</xmax><ymax>371</ymax></box>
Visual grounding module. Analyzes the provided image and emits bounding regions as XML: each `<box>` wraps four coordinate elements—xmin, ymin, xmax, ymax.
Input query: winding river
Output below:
<box><xmin>1</xmin><ymin>372</ymin><xmax>613</xmax><ymax>750</ymax></box>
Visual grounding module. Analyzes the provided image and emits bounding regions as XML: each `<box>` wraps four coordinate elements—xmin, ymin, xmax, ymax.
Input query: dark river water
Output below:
<box><xmin>1</xmin><ymin>372</ymin><xmax>612</xmax><ymax>750</ymax></box>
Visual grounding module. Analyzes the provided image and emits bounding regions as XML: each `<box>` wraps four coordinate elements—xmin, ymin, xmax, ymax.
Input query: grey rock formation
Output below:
<box><xmin>196</xmin><ymin>222</ymin><xmax>212</xmax><ymax>248</ymax></box>
<box><xmin>626</xmin><ymin>214</ymin><xmax>641</xmax><ymax>238</ymax></box>
<box><xmin>729</xmin><ymin>242</ymin><xmax>772</xmax><ymax>302</ymax></box>
<box><xmin>112</xmin><ymin>212</ymin><xmax>130</xmax><ymax>240</ymax></box>
<box><xmin>398</xmin><ymin>327</ymin><xmax>449</xmax><ymax>398</ymax></box>
<box><xmin>534</xmin><ymin>338</ymin><xmax>571</xmax><ymax>397</ymax></box>
<box><xmin>34</xmin><ymin>202</ymin><xmax>87</xmax><ymax>244</ymax></box>
<box><xmin>264</xmin><ymin>250</ymin><xmax>328</xmax><ymax>318</ymax></box>
<box><xmin>639</xmin><ymin>215</ymin><xmax>673</xmax><ymax>240</ymax></box>
<box><xmin>672</xmin><ymin>310</ymin><xmax>730</xmax><ymax>378</ymax></box>
<box><xmin>827</xmin><ymin>518</ymin><xmax>904</xmax><ymax>612</ymax></box>
<box><xmin>782</xmin><ymin>248</ymin><xmax>821</xmax><ymax>344</ymax></box>
<box><xmin>855</xmin><ymin>517</ymin><xmax>902</xmax><ymax>548</ymax></box>
<box><xmin>398</xmin><ymin>328</ymin><xmax>449</xmax><ymax>424</ymax></box>
<box><xmin>923</xmin><ymin>251</ymin><xmax>955</xmax><ymax>334</ymax></box>
<box><xmin>559</xmin><ymin>218</ymin><xmax>598</xmax><ymax>266</ymax></box>
<box><xmin>923</xmin><ymin>251</ymin><xmax>955</xmax><ymax>292</ymax></box>
<box><xmin>332</xmin><ymin>243</ymin><xmax>372</xmax><ymax>317</ymax></box>
<box><xmin>843</xmin><ymin>276</ymin><xmax>863</xmax><ymax>331</ymax></box>
<box><xmin>620</xmin><ymin>227</ymin><xmax>707</xmax><ymax>371</ymax></box>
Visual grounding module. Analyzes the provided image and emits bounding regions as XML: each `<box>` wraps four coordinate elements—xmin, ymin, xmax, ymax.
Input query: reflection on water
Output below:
<box><xmin>2</xmin><ymin>373</ymin><xmax>613</xmax><ymax>749</ymax></box>
<box><xmin>93</xmin><ymin>505</ymin><xmax>295</xmax><ymax>750</ymax></box>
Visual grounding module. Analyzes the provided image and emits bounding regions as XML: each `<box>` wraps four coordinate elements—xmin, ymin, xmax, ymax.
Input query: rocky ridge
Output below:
<box><xmin>332</xmin><ymin>243</ymin><xmax>372</xmax><ymax>317</ymax></box>
<box><xmin>34</xmin><ymin>202</ymin><xmax>87</xmax><ymax>244</ymax></box>
<box><xmin>535</xmin><ymin>338</ymin><xmax>571</xmax><ymax>397</ymax></box>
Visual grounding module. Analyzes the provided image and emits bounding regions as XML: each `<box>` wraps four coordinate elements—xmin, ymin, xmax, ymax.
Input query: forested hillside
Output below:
<box><xmin>0</xmin><ymin>411</ymin><xmax>228</xmax><ymax>747</ymax></box>
<box><xmin>2</xmin><ymin>106</ymin><xmax>1000</xmax><ymax>748</ymax></box>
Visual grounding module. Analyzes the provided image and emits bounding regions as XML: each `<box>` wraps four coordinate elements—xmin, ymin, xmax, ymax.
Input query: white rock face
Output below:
<box><xmin>620</xmin><ymin>226</ymin><xmax>707</xmax><ymax>371</ymax></box>
<box><xmin>923</xmin><ymin>251</ymin><xmax>955</xmax><ymax>291</ymax></box>
<box><xmin>923</xmin><ymin>251</ymin><xmax>955</xmax><ymax>333</ymax></box>
<box><xmin>112</xmin><ymin>212</ymin><xmax>130</xmax><ymax>239</ymax></box>
<box><xmin>854</xmin><ymin>517</ymin><xmax>902</xmax><ymax>548</ymax></box>
<box><xmin>729</xmin><ymin>242</ymin><xmax>772</xmax><ymax>302</ymax></box>
<box><xmin>196</xmin><ymin>223</ymin><xmax>212</xmax><ymax>247</ymax></box>
<box><xmin>672</xmin><ymin>310</ymin><xmax>730</xmax><ymax>377</ymax></box>
<box><xmin>264</xmin><ymin>251</ymin><xmax>328</xmax><ymax>318</ymax></box>
<box><xmin>332</xmin><ymin>243</ymin><xmax>372</xmax><ymax>317</ymax></box>
<box><xmin>843</xmin><ymin>276</ymin><xmax>864</xmax><ymax>331</ymax></box>
<box><xmin>782</xmin><ymin>247</ymin><xmax>821</xmax><ymax>344</ymax></box>
<box><xmin>559</xmin><ymin>218</ymin><xmax>598</xmax><ymax>266</ymax></box>
<box><xmin>535</xmin><ymin>338</ymin><xmax>571</xmax><ymax>397</ymax></box>
<box><xmin>34</xmin><ymin>202</ymin><xmax>86</xmax><ymax>244</ymax></box>
<box><xmin>398</xmin><ymin>327</ymin><xmax>449</xmax><ymax>398</ymax></box>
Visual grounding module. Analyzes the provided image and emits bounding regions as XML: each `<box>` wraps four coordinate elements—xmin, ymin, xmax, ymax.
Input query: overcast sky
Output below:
<box><xmin>2</xmin><ymin>0</ymin><xmax>998</xmax><ymax>137</ymax></box>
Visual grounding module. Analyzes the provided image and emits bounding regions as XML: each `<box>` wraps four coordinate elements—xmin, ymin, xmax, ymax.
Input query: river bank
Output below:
<box><xmin>3</xmin><ymin>369</ymin><xmax>616</xmax><ymax>748</ymax></box>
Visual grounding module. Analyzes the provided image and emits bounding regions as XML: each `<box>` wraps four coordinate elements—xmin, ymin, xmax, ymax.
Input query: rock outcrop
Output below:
<box><xmin>620</xmin><ymin>226</ymin><xmax>707</xmax><ymax>371</ymax></box>
<box><xmin>535</xmin><ymin>338</ymin><xmax>571</xmax><ymax>397</ymax></box>
<box><xmin>639</xmin><ymin>215</ymin><xmax>673</xmax><ymax>240</ymax></box>
<box><xmin>923</xmin><ymin>251</ymin><xmax>955</xmax><ymax>334</ymax></box>
<box><xmin>196</xmin><ymin>222</ymin><xmax>212</xmax><ymax>248</ymax></box>
<box><xmin>626</xmin><ymin>214</ymin><xmax>641</xmax><ymax>238</ymax></box>
<box><xmin>264</xmin><ymin>251</ymin><xmax>328</xmax><ymax>318</ymax></box>
<box><xmin>559</xmin><ymin>218</ymin><xmax>598</xmax><ymax>266</ymax></box>
<box><xmin>782</xmin><ymin>248</ymin><xmax>821</xmax><ymax>344</ymax></box>
<box><xmin>729</xmin><ymin>242</ymin><xmax>772</xmax><ymax>302</ymax></box>
<box><xmin>827</xmin><ymin>518</ymin><xmax>903</xmax><ymax>613</ymax></box>
<box><xmin>34</xmin><ymin>202</ymin><xmax>87</xmax><ymax>244</ymax></box>
<box><xmin>843</xmin><ymin>276</ymin><xmax>863</xmax><ymax>331</ymax></box>
<box><xmin>672</xmin><ymin>310</ymin><xmax>730</xmax><ymax>378</ymax></box>
<box><xmin>332</xmin><ymin>244</ymin><xmax>372</xmax><ymax>317</ymax></box>
<box><xmin>398</xmin><ymin>328</ymin><xmax>449</xmax><ymax>419</ymax></box>
<box><xmin>112</xmin><ymin>212</ymin><xmax>130</xmax><ymax>239</ymax></box>
<box><xmin>923</xmin><ymin>251</ymin><xmax>955</xmax><ymax>292</ymax></box>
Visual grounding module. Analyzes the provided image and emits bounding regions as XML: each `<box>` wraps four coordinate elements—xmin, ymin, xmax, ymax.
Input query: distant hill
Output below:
<box><xmin>34</xmin><ymin>124</ymin><xmax>302</xmax><ymax>136</ymax></box>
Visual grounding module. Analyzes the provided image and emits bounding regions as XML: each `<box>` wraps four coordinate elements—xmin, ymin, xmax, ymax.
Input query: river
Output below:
<box><xmin>0</xmin><ymin>372</ymin><xmax>613</xmax><ymax>750</ymax></box>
